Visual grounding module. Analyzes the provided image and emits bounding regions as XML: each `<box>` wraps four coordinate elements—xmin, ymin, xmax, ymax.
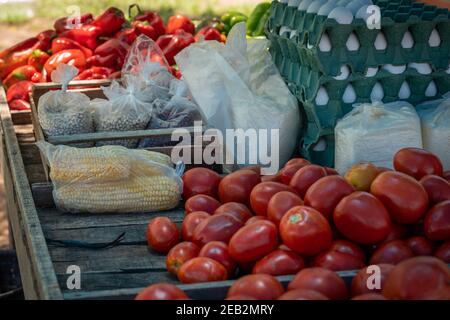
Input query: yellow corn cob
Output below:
<box><xmin>134</xmin><ymin>150</ymin><xmax>172</xmax><ymax>167</ymax></box>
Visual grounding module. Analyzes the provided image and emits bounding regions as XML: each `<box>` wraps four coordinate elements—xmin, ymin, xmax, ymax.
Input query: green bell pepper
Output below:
<box><xmin>246</xmin><ymin>2</ymin><xmax>271</xmax><ymax>36</ymax></box>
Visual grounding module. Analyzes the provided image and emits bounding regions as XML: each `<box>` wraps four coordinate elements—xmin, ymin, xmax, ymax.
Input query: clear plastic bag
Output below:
<box><xmin>37</xmin><ymin>141</ymin><xmax>183</xmax><ymax>214</ymax></box>
<box><xmin>335</xmin><ymin>101</ymin><xmax>423</xmax><ymax>174</ymax></box>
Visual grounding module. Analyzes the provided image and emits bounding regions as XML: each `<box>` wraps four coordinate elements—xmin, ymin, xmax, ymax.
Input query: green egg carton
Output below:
<box><xmin>267</xmin><ymin>0</ymin><xmax>450</xmax><ymax>76</ymax></box>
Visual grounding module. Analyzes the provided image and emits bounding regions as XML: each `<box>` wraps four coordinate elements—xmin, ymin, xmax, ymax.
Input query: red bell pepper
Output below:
<box><xmin>51</xmin><ymin>37</ymin><xmax>93</xmax><ymax>59</ymax></box>
<box><xmin>3</xmin><ymin>65</ymin><xmax>42</xmax><ymax>89</ymax></box>
<box><xmin>92</xmin><ymin>7</ymin><xmax>126</xmax><ymax>36</ymax></box>
<box><xmin>43</xmin><ymin>49</ymin><xmax>87</xmax><ymax>81</ymax></box>
<box><xmin>28</xmin><ymin>50</ymin><xmax>50</xmax><ymax>71</ymax></box>
<box><xmin>9</xmin><ymin>99</ymin><xmax>31</xmax><ymax>111</ymax></box>
<box><xmin>54</xmin><ymin>13</ymin><xmax>93</xmax><ymax>34</ymax></box>
<box><xmin>156</xmin><ymin>29</ymin><xmax>195</xmax><ymax>65</ymax></box>
<box><xmin>6</xmin><ymin>81</ymin><xmax>34</xmax><ymax>103</ymax></box>
<box><xmin>132</xmin><ymin>21</ymin><xmax>159</xmax><ymax>41</ymax></box>
<box><xmin>74</xmin><ymin>66</ymin><xmax>114</xmax><ymax>80</ymax></box>
<box><xmin>86</xmin><ymin>54</ymin><xmax>117</xmax><ymax>69</ymax></box>
<box><xmin>130</xmin><ymin>4</ymin><xmax>166</xmax><ymax>39</ymax></box>
<box><xmin>114</xmin><ymin>28</ymin><xmax>138</xmax><ymax>45</ymax></box>
<box><xmin>94</xmin><ymin>39</ymin><xmax>129</xmax><ymax>69</ymax></box>
<box><xmin>166</xmin><ymin>15</ymin><xmax>195</xmax><ymax>35</ymax></box>
<box><xmin>195</xmin><ymin>26</ymin><xmax>224</xmax><ymax>42</ymax></box>
<box><xmin>60</xmin><ymin>25</ymin><xmax>103</xmax><ymax>50</ymax></box>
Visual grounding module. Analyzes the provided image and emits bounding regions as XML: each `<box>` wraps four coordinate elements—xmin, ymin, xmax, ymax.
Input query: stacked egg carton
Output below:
<box><xmin>266</xmin><ymin>0</ymin><xmax>450</xmax><ymax>167</ymax></box>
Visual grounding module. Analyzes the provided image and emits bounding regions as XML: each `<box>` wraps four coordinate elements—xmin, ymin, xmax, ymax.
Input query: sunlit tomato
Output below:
<box><xmin>279</xmin><ymin>163</ymin><xmax>310</xmax><ymax>185</ymax></box>
<box><xmin>135</xmin><ymin>284</ymin><xmax>188</xmax><ymax>300</ymax></box>
<box><xmin>252</xmin><ymin>249</ymin><xmax>305</xmax><ymax>276</ymax></box>
<box><xmin>424</xmin><ymin>200</ymin><xmax>450</xmax><ymax>241</ymax></box>
<box><xmin>250</xmin><ymin>182</ymin><xmax>295</xmax><ymax>216</ymax></box>
<box><xmin>280</xmin><ymin>206</ymin><xmax>332</xmax><ymax>256</ymax></box>
<box><xmin>214</xmin><ymin>202</ymin><xmax>253</xmax><ymax>223</ymax></box>
<box><xmin>146</xmin><ymin>217</ymin><xmax>179</xmax><ymax>253</ymax></box>
<box><xmin>351</xmin><ymin>264</ymin><xmax>394</xmax><ymax>296</ymax></box>
<box><xmin>288</xmin><ymin>267</ymin><xmax>348</xmax><ymax>300</ymax></box>
<box><xmin>245</xmin><ymin>216</ymin><xmax>268</xmax><ymax>225</ymax></box>
<box><xmin>370</xmin><ymin>172</ymin><xmax>429</xmax><ymax>224</ymax></box>
<box><xmin>185</xmin><ymin>195</ymin><xmax>220</xmax><ymax>215</ymax></box>
<box><xmin>228</xmin><ymin>220</ymin><xmax>278</xmax><ymax>263</ymax></box>
<box><xmin>369</xmin><ymin>240</ymin><xmax>414</xmax><ymax>265</ymax></box>
<box><xmin>324</xmin><ymin>167</ymin><xmax>339</xmax><ymax>176</ymax></box>
<box><xmin>382</xmin><ymin>257</ymin><xmax>450</xmax><ymax>300</ymax></box>
<box><xmin>267</xmin><ymin>191</ymin><xmax>303</xmax><ymax>226</ymax></box>
<box><xmin>334</xmin><ymin>192</ymin><xmax>391</xmax><ymax>245</ymax></box>
<box><xmin>329</xmin><ymin>240</ymin><xmax>366</xmax><ymax>262</ymax></box>
<box><xmin>289</xmin><ymin>165</ymin><xmax>327</xmax><ymax>198</ymax></box>
<box><xmin>435</xmin><ymin>241</ymin><xmax>450</xmax><ymax>263</ymax></box>
<box><xmin>193</xmin><ymin>213</ymin><xmax>244</xmax><ymax>246</ymax></box>
<box><xmin>312</xmin><ymin>251</ymin><xmax>365</xmax><ymax>271</ymax></box>
<box><xmin>394</xmin><ymin>148</ymin><xmax>444</xmax><ymax>180</ymax></box>
<box><xmin>226</xmin><ymin>295</ymin><xmax>257</xmax><ymax>300</ymax></box>
<box><xmin>178</xmin><ymin>257</ymin><xmax>228</xmax><ymax>283</ymax></box>
<box><xmin>285</xmin><ymin>158</ymin><xmax>311</xmax><ymax>168</ymax></box>
<box><xmin>166</xmin><ymin>242</ymin><xmax>200</xmax><ymax>275</ymax></box>
<box><xmin>419</xmin><ymin>175</ymin><xmax>450</xmax><ymax>205</ymax></box>
<box><xmin>278</xmin><ymin>289</ymin><xmax>329</xmax><ymax>300</ymax></box>
<box><xmin>183</xmin><ymin>168</ymin><xmax>221</xmax><ymax>199</ymax></box>
<box><xmin>345</xmin><ymin>163</ymin><xmax>379</xmax><ymax>192</ymax></box>
<box><xmin>406</xmin><ymin>236</ymin><xmax>434</xmax><ymax>256</ymax></box>
<box><xmin>227</xmin><ymin>274</ymin><xmax>284</xmax><ymax>300</ymax></box>
<box><xmin>382</xmin><ymin>223</ymin><xmax>409</xmax><ymax>243</ymax></box>
<box><xmin>352</xmin><ymin>294</ymin><xmax>387</xmax><ymax>300</ymax></box>
<box><xmin>181</xmin><ymin>211</ymin><xmax>210</xmax><ymax>241</ymax></box>
<box><xmin>218</xmin><ymin>170</ymin><xmax>261</xmax><ymax>205</ymax></box>
<box><xmin>304</xmin><ymin>176</ymin><xmax>355</xmax><ymax>220</ymax></box>
<box><xmin>199</xmin><ymin>241</ymin><xmax>237</xmax><ymax>277</ymax></box>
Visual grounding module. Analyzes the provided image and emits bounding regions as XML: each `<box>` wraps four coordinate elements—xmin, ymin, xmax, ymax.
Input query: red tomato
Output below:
<box><xmin>405</xmin><ymin>236</ymin><xmax>434</xmax><ymax>256</ymax></box>
<box><xmin>228</xmin><ymin>220</ymin><xmax>278</xmax><ymax>263</ymax></box>
<box><xmin>329</xmin><ymin>240</ymin><xmax>366</xmax><ymax>262</ymax></box>
<box><xmin>278</xmin><ymin>289</ymin><xmax>329</xmax><ymax>300</ymax></box>
<box><xmin>394</xmin><ymin>148</ymin><xmax>444</xmax><ymax>180</ymax></box>
<box><xmin>214</xmin><ymin>202</ymin><xmax>253</xmax><ymax>223</ymax></box>
<box><xmin>382</xmin><ymin>257</ymin><xmax>450</xmax><ymax>300</ymax></box>
<box><xmin>181</xmin><ymin>211</ymin><xmax>210</xmax><ymax>242</ymax></box>
<box><xmin>420</xmin><ymin>175</ymin><xmax>450</xmax><ymax>205</ymax></box>
<box><xmin>199</xmin><ymin>241</ymin><xmax>237</xmax><ymax>277</ymax></box>
<box><xmin>182</xmin><ymin>168</ymin><xmax>221</xmax><ymax>199</ymax></box>
<box><xmin>304</xmin><ymin>176</ymin><xmax>355</xmax><ymax>220</ymax></box>
<box><xmin>135</xmin><ymin>284</ymin><xmax>188</xmax><ymax>300</ymax></box>
<box><xmin>227</xmin><ymin>274</ymin><xmax>285</xmax><ymax>300</ymax></box>
<box><xmin>312</xmin><ymin>251</ymin><xmax>365</xmax><ymax>271</ymax></box>
<box><xmin>352</xmin><ymin>293</ymin><xmax>387</xmax><ymax>300</ymax></box>
<box><xmin>250</xmin><ymin>182</ymin><xmax>295</xmax><ymax>216</ymax></box>
<box><xmin>146</xmin><ymin>217</ymin><xmax>179</xmax><ymax>253</ymax></box>
<box><xmin>245</xmin><ymin>216</ymin><xmax>268</xmax><ymax>225</ymax></box>
<box><xmin>351</xmin><ymin>264</ymin><xmax>395</xmax><ymax>296</ymax></box>
<box><xmin>369</xmin><ymin>240</ymin><xmax>414</xmax><ymax>265</ymax></box>
<box><xmin>424</xmin><ymin>200</ymin><xmax>450</xmax><ymax>241</ymax></box>
<box><xmin>444</xmin><ymin>171</ymin><xmax>450</xmax><ymax>183</ymax></box>
<box><xmin>324</xmin><ymin>167</ymin><xmax>339</xmax><ymax>176</ymax></box>
<box><xmin>185</xmin><ymin>195</ymin><xmax>220</xmax><ymax>215</ymax></box>
<box><xmin>382</xmin><ymin>223</ymin><xmax>409</xmax><ymax>243</ymax></box>
<box><xmin>370</xmin><ymin>171</ymin><xmax>429</xmax><ymax>224</ymax></box>
<box><xmin>280</xmin><ymin>206</ymin><xmax>332</xmax><ymax>256</ymax></box>
<box><xmin>285</xmin><ymin>158</ymin><xmax>311</xmax><ymax>168</ymax></box>
<box><xmin>279</xmin><ymin>164</ymin><xmax>309</xmax><ymax>185</ymax></box>
<box><xmin>193</xmin><ymin>213</ymin><xmax>244</xmax><ymax>246</ymax></box>
<box><xmin>166</xmin><ymin>242</ymin><xmax>200</xmax><ymax>275</ymax></box>
<box><xmin>267</xmin><ymin>191</ymin><xmax>303</xmax><ymax>226</ymax></box>
<box><xmin>288</xmin><ymin>267</ymin><xmax>348</xmax><ymax>300</ymax></box>
<box><xmin>178</xmin><ymin>257</ymin><xmax>228</xmax><ymax>284</ymax></box>
<box><xmin>289</xmin><ymin>165</ymin><xmax>327</xmax><ymax>198</ymax></box>
<box><xmin>435</xmin><ymin>241</ymin><xmax>450</xmax><ymax>263</ymax></box>
<box><xmin>218</xmin><ymin>170</ymin><xmax>261</xmax><ymax>205</ymax></box>
<box><xmin>226</xmin><ymin>295</ymin><xmax>257</xmax><ymax>300</ymax></box>
<box><xmin>252</xmin><ymin>249</ymin><xmax>305</xmax><ymax>276</ymax></box>
<box><xmin>334</xmin><ymin>192</ymin><xmax>392</xmax><ymax>245</ymax></box>
<box><xmin>261</xmin><ymin>174</ymin><xmax>282</xmax><ymax>183</ymax></box>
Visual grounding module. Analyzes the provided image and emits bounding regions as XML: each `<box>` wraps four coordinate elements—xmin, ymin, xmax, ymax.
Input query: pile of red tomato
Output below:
<box><xmin>142</xmin><ymin>147</ymin><xmax>450</xmax><ymax>300</ymax></box>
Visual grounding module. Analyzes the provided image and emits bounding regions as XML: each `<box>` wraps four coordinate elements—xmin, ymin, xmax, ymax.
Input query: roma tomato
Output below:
<box><xmin>227</xmin><ymin>274</ymin><xmax>284</xmax><ymax>300</ymax></box>
<box><xmin>181</xmin><ymin>211</ymin><xmax>210</xmax><ymax>242</ymax></box>
<box><xmin>406</xmin><ymin>236</ymin><xmax>434</xmax><ymax>256</ymax></box>
<box><xmin>369</xmin><ymin>240</ymin><xmax>414</xmax><ymax>265</ymax></box>
<box><xmin>352</xmin><ymin>294</ymin><xmax>387</xmax><ymax>300</ymax></box>
<box><xmin>228</xmin><ymin>220</ymin><xmax>278</xmax><ymax>263</ymax></box>
<box><xmin>324</xmin><ymin>167</ymin><xmax>339</xmax><ymax>176</ymax></box>
<box><xmin>267</xmin><ymin>191</ymin><xmax>303</xmax><ymax>225</ymax></box>
<box><xmin>435</xmin><ymin>241</ymin><xmax>450</xmax><ymax>263</ymax></box>
<box><xmin>182</xmin><ymin>168</ymin><xmax>221</xmax><ymax>199</ymax></box>
<box><xmin>330</xmin><ymin>240</ymin><xmax>366</xmax><ymax>262</ymax></box>
<box><xmin>279</xmin><ymin>163</ymin><xmax>310</xmax><ymax>185</ymax></box>
<box><xmin>146</xmin><ymin>217</ymin><xmax>179</xmax><ymax>253</ymax></box>
<box><xmin>289</xmin><ymin>165</ymin><xmax>327</xmax><ymax>197</ymax></box>
<box><xmin>382</xmin><ymin>257</ymin><xmax>450</xmax><ymax>300</ymax></box>
<box><xmin>261</xmin><ymin>174</ymin><xmax>282</xmax><ymax>183</ymax></box>
<box><xmin>252</xmin><ymin>249</ymin><xmax>305</xmax><ymax>276</ymax></box>
<box><xmin>218</xmin><ymin>170</ymin><xmax>261</xmax><ymax>205</ymax></box>
<box><xmin>226</xmin><ymin>295</ymin><xmax>257</xmax><ymax>300</ymax></box>
<box><xmin>214</xmin><ymin>202</ymin><xmax>253</xmax><ymax>223</ymax></box>
<box><xmin>444</xmin><ymin>171</ymin><xmax>450</xmax><ymax>183</ymax></box>
<box><xmin>135</xmin><ymin>284</ymin><xmax>188</xmax><ymax>300</ymax></box>
<box><xmin>199</xmin><ymin>241</ymin><xmax>237</xmax><ymax>277</ymax></box>
<box><xmin>334</xmin><ymin>192</ymin><xmax>391</xmax><ymax>245</ymax></box>
<box><xmin>166</xmin><ymin>242</ymin><xmax>200</xmax><ymax>275</ymax></box>
<box><xmin>279</xmin><ymin>206</ymin><xmax>332</xmax><ymax>256</ymax></box>
<box><xmin>370</xmin><ymin>172</ymin><xmax>429</xmax><ymax>224</ymax></box>
<box><xmin>420</xmin><ymin>175</ymin><xmax>450</xmax><ymax>205</ymax></box>
<box><xmin>285</xmin><ymin>158</ymin><xmax>311</xmax><ymax>168</ymax></box>
<box><xmin>351</xmin><ymin>264</ymin><xmax>394</xmax><ymax>296</ymax></box>
<box><xmin>250</xmin><ymin>182</ymin><xmax>294</xmax><ymax>216</ymax></box>
<box><xmin>312</xmin><ymin>251</ymin><xmax>365</xmax><ymax>271</ymax></box>
<box><xmin>288</xmin><ymin>267</ymin><xmax>348</xmax><ymax>300</ymax></box>
<box><xmin>304</xmin><ymin>176</ymin><xmax>355</xmax><ymax>220</ymax></box>
<box><xmin>193</xmin><ymin>213</ymin><xmax>244</xmax><ymax>246</ymax></box>
<box><xmin>424</xmin><ymin>200</ymin><xmax>450</xmax><ymax>241</ymax></box>
<box><xmin>245</xmin><ymin>216</ymin><xmax>268</xmax><ymax>225</ymax></box>
<box><xmin>185</xmin><ymin>195</ymin><xmax>220</xmax><ymax>215</ymax></box>
<box><xmin>345</xmin><ymin>163</ymin><xmax>379</xmax><ymax>192</ymax></box>
<box><xmin>178</xmin><ymin>257</ymin><xmax>228</xmax><ymax>284</ymax></box>
<box><xmin>278</xmin><ymin>289</ymin><xmax>329</xmax><ymax>300</ymax></box>
<box><xmin>382</xmin><ymin>223</ymin><xmax>409</xmax><ymax>243</ymax></box>
<box><xmin>394</xmin><ymin>148</ymin><xmax>444</xmax><ymax>180</ymax></box>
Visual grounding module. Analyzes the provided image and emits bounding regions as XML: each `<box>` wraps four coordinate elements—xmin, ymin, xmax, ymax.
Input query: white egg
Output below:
<box><xmin>370</xmin><ymin>82</ymin><xmax>384</xmax><ymax>102</ymax></box>
<box><xmin>382</xmin><ymin>64</ymin><xmax>406</xmax><ymax>75</ymax></box>
<box><xmin>334</xmin><ymin>65</ymin><xmax>351</xmax><ymax>80</ymax></box>
<box><xmin>343</xmin><ymin>84</ymin><xmax>357</xmax><ymax>103</ymax></box>
<box><xmin>307</xmin><ymin>0</ymin><xmax>327</xmax><ymax>13</ymax></box>
<box><xmin>365</xmin><ymin>67</ymin><xmax>379</xmax><ymax>77</ymax></box>
<box><xmin>346</xmin><ymin>0</ymin><xmax>365</xmax><ymax>14</ymax></box>
<box><xmin>315</xmin><ymin>86</ymin><xmax>330</xmax><ymax>106</ymax></box>
<box><xmin>328</xmin><ymin>7</ymin><xmax>354</xmax><ymax>24</ymax></box>
<box><xmin>429</xmin><ymin>29</ymin><xmax>441</xmax><ymax>47</ymax></box>
<box><xmin>425</xmin><ymin>81</ymin><xmax>438</xmax><ymax>97</ymax></box>
<box><xmin>319</xmin><ymin>33</ymin><xmax>332</xmax><ymax>52</ymax></box>
<box><xmin>298</xmin><ymin>0</ymin><xmax>314</xmax><ymax>11</ymax></box>
<box><xmin>409</xmin><ymin>63</ymin><xmax>432</xmax><ymax>75</ymax></box>
<box><xmin>312</xmin><ymin>138</ymin><xmax>327</xmax><ymax>152</ymax></box>
<box><xmin>346</xmin><ymin>32</ymin><xmax>360</xmax><ymax>51</ymax></box>
<box><xmin>288</xmin><ymin>0</ymin><xmax>301</xmax><ymax>6</ymax></box>
<box><xmin>401</xmin><ymin>30</ymin><xmax>414</xmax><ymax>49</ymax></box>
<box><xmin>318</xmin><ymin>0</ymin><xmax>339</xmax><ymax>16</ymax></box>
<box><xmin>374</xmin><ymin>32</ymin><xmax>387</xmax><ymax>50</ymax></box>
<box><xmin>279</xmin><ymin>26</ymin><xmax>292</xmax><ymax>36</ymax></box>
<box><xmin>398</xmin><ymin>81</ymin><xmax>411</xmax><ymax>100</ymax></box>
<box><xmin>356</xmin><ymin>5</ymin><xmax>370</xmax><ymax>20</ymax></box>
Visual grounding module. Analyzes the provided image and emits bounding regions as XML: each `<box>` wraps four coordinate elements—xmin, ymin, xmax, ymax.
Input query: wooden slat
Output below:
<box><xmin>11</xmin><ymin>110</ymin><xmax>32</xmax><ymax>125</ymax></box>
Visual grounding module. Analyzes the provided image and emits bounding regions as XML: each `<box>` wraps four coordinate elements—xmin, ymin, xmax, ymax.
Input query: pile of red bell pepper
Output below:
<box><xmin>0</xmin><ymin>5</ymin><xmax>226</xmax><ymax>111</ymax></box>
